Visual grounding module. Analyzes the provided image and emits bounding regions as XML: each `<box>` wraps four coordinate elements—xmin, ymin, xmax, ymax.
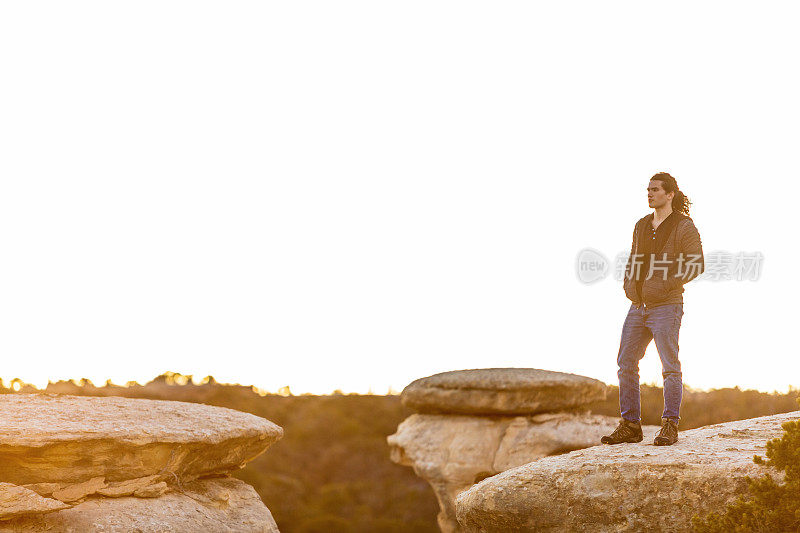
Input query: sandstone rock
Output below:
<box><xmin>133</xmin><ymin>481</ymin><xmax>168</xmax><ymax>498</ymax></box>
<box><xmin>0</xmin><ymin>478</ymin><xmax>279</xmax><ymax>532</ymax></box>
<box><xmin>455</xmin><ymin>411</ymin><xmax>800</xmax><ymax>532</ymax></box>
<box><xmin>22</xmin><ymin>483</ymin><xmax>65</xmax><ymax>498</ymax></box>
<box><xmin>401</xmin><ymin>368</ymin><xmax>607</xmax><ymax>415</ymax></box>
<box><xmin>0</xmin><ymin>483</ymin><xmax>69</xmax><ymax>520</ymax></box>
<box><xmin>51</xmin><ymin>476</ymin><xmax>107</xmax><ymax>503</ymax></box>
<box><xmin>388</xmin><ymin>412</ymin><xmax>655</xmax><ymax>533</ymax></box>
<box><xmin>0</xmin><ymin>394</ymin><xmax>283</xmax><ymax>486</ymax></box>
<box><xmin>96</xmin><ymin>475</ymin><xmax>161</xmax><ymax>497</ymax></box>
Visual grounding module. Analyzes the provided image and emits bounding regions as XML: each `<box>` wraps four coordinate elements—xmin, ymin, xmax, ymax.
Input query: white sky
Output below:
<box><xmin>1</xmin><ymin>2</ymin><xmax>798</xmax><ymax>394</ymax></box>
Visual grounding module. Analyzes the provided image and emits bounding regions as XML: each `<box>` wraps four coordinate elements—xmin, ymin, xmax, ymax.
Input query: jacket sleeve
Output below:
<box><xmin>624</xmin><ymin>223</ymin><xmax>637</xmax><ymax>284</ymax></box>
<box><xmin>674</xmin><ymin>218</ymin><xmax>704</xmax><ymax>285</ymax></box>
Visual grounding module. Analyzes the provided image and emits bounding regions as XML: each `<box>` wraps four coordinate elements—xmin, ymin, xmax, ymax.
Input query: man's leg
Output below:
<box><xmin>602</xmin><ymin>304</ymin><xmax>652</xmax><ymax>444</ymax></box>
<box><xmin>617</xmin><ymin>304</ymin><xmax>654</xmax><ymax>422</ymax></box>
<box><xmin>648</xmin><ymin>303</ymin><xmax>684</xmax><ymax>420</ymax></box>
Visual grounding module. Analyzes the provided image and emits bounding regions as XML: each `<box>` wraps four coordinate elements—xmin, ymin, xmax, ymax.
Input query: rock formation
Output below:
<box><xmin>388</xmin><ymin>368</ymin><xmax>648</xmax><ymax>533</ymax></box>
<box><xmin>0</xmin><ymin>484</ymin><xmax>69</xmax><ymax>520</ymax></box>
<box><xmin>0</xmin><ymin>478</ymin><xmax>275</xmax><ymax>532</ymax></box>
<box><xmin>0</xmin><ymin>394</ymin><xmax>283</xmax><ymax>532</ymax></box>
<box><xmin>455</xmin><ymin>411</ymin><xmax>800</xmax><ymax>532</ymax></box>
<box><xmin>400</xmin><ymin>368</ymin><xmax>608</xmax><ymax>416</ymax></box>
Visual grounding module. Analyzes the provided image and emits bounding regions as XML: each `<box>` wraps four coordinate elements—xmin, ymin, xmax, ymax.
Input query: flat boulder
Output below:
<box><xmin>0</xmin><ymin>484</ymin><xmax>69</xmax><ymax>520</ymax></box>
<box><xmin>401</xmin><ymin>368</ymin><xmax>607</xmax><ymax>415</ymax></box>
<box><xmin>0</xmin><ymin>394</ymin><xmax>283</xmax><ymax>485</ymax></box>
<box><xmin>0</xmin><ymin>478</ymin><xmax>279</xmax><ymax>532</ymax></box>
<box><xmin>455</xmin><ymin>411</ymin><xmax>800</xmax><ymax>532</ymax></box>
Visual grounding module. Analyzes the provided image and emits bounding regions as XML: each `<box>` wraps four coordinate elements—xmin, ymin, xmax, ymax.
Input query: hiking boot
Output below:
<box><xmin>653</xmin><ymin>418</ymin><xmax>679</xmax><ymax>446</ymax></box>
<box><xmin>600</xmin><ymin>418</ymin><xmax>643</xmax><ymax>444</ymax></box>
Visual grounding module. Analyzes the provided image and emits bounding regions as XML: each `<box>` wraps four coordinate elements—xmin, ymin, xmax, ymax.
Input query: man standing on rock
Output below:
<box><xmin>601</xmin><ymin>172</ymin><xmax>704</xmax><ymax>446</ymax></box>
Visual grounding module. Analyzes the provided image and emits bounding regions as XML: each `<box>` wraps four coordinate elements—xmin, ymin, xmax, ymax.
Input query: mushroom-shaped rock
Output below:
<box><xmin>455</xmin><ymin>411</ymin><xmax>800</xmax><ymax>532</ymax></box>
<box><xmin>0</xmin><ymin>394</ymin><xmax>283</xmax><ymax>486</ymax></box>
<box><xmin>388</xmin><ymin>412</ymin><xmax>658</xmax><ymax>533</ymax></box>
<box><xmin>391</xmin><ymin>369</ymin><xmax>629</xmax><ymax>532</ymax></box>
<box><xmin>401</xmin><ymin>368</ymin><xmax>607</xmax><ymax>415</ymax></box>
<box><xmin>0</xmin><ymin>478</ymin><xmax>279</xmax><ymax>532</ymax></box>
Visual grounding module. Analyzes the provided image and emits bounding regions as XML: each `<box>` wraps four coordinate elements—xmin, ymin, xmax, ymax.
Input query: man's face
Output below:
<box><xmin>647</xmin><ymin>180</ymin><xmax>674</xmax><ymax>209</ymax></box>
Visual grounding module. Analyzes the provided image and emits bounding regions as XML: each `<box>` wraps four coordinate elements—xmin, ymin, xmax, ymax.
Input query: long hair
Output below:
<box><xmin>651</xmin><ymin>172</ymin><xmax>692</xmax><ymax>216</ymax></box>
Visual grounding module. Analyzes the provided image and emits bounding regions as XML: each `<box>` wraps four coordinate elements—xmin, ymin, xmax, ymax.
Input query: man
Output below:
<box><xmin>601</xmin><ymin>172</ymin><xmax>704</xmax><ymax>446</ymax></box>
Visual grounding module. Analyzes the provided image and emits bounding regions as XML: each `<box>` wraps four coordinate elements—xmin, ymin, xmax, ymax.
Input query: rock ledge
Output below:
<box><xmin>455</xmin><ymin>411</ymin><xmax>799</xmax><ymax>532</ymax></box>
<box><xmin>0</xmin><ymin>394</ymin><xmax>283</xmax><ymax>532</ymax></box>
<box><xmin>401</xmin><ymin>368</ymin><xmax>607</xmax><ymax>415</ymax></box>
<box><xmin>0</xmin><ymin>394</ymin><xmax>283</xmax><ymax>485</ymax></box>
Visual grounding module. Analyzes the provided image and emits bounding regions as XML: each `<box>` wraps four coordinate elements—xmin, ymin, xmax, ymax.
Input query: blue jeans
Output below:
<box><xmin>617</xmin><ymin>303</ymin><xmax>684</xmax><ymax>422</ymax></box>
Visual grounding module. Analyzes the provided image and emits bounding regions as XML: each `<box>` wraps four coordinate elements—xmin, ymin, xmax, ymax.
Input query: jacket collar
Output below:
<box><xmin>636</xmin><ymin>210</ymin><xmax>684</xmax><ymax>254</ymax></box>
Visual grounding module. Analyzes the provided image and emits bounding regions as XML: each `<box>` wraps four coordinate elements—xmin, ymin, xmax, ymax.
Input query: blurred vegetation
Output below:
<box><xmin>1</xmin><ymin>374</ymin><xmax>798</xmax><ymax>531</ymax></box>
<box><xmin>586</xmin><ymin>384</ymin><xmax>800</xmax><ymax>430</ymax></box>
<box><xmin>692</xmin><ymin>397</ymin><xmax>800</xmax><ymax>532</ymax></box>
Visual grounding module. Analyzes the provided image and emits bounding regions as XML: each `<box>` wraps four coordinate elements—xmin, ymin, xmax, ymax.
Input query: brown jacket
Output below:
<box><xmin>623</xmin><ymin>213</ymin><xmax>705</xmax><ymax>308</ymax></box>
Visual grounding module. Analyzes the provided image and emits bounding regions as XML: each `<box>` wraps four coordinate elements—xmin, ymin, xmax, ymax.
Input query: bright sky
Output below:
<box><xmin>1</xmin><ymin>2</ymin><xmax>798</xmax><ymax>394</ymax></box>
